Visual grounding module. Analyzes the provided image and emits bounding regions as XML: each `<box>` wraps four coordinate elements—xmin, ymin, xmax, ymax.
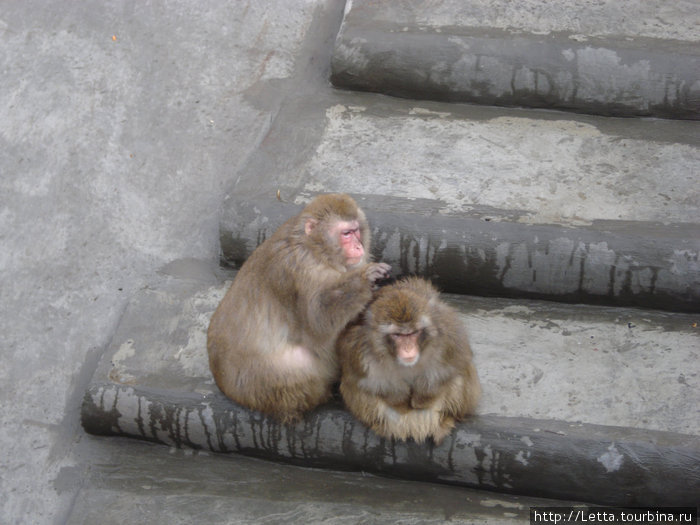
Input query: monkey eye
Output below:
<box><xmin>341</xmin><ymin>229</ymin><xmax>358</xmax><ymax>238</ymax></box>
<box><xmin>391</xmin><ymin>330</ymin><xmax>419</xmax><ymax>339</ymax></box>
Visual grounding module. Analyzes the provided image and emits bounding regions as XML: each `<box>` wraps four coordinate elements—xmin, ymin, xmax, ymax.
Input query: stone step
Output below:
<box><xmin>221</xmin><ymin>193</ymin><xmax>699</xmax><ymax>313</ymax></box>
<box><xmin>80</xmin><ymin>261</ymin><xmax>700</xmax><ymax>507</ymax></box>
<box><xmin>68</xmin><ymin>438</ymin><xmax>585</xmax><ymax>525</ymax></box>
<box><xmin>330</xmin><ymin>1</ymin><xmax>700</xmax><ymax>119</ymax></box>
<box><xmin>219</xmin><ymin>93</ymin><xmax>699</xmax><ymax>312</ymax></box>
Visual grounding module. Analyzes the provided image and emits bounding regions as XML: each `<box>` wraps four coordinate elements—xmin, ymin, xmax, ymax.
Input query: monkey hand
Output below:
<box><xmin>410</xmin><ymin>392</ymin><xmax>437</xmax><ymax>410</ymax></box>
<box><xmin>387</xmin><ymin>400</ymin><xmax>412</xmax><ymax>414</ymax></box>
<box><xmin>364</xmin><ymin>262</ymin><xmax>391</xmax><ymax>286</ymax></box>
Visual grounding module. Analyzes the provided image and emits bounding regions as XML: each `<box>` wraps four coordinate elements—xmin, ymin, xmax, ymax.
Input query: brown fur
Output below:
<box><xmin>207</xmin><ymin>194</ymin><xmax>390</xmax><ymax>423</ymax></box>
<box><xmin>338</xmin><ymin>277</ymin><xmax>481</xmax><ymax>444</ymax></box>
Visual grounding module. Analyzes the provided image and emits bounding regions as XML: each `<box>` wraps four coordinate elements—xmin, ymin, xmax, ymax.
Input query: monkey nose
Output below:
<box><xmin>397</xmin><ymin>345</ymin><xmax>419</xmax><ymax>366</ymax></box>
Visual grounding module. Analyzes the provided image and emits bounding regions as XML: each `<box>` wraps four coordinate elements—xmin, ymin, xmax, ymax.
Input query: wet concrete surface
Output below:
<box><xmin>220</xmin><ymin>195</ymin><xmax>700</xmax><ymax>311</ymax></box>
<box><xmin>86</xmin><ymin>268</ymin><xmax>700</xmax><ymax>435</ymax></box>
<box><xmin>0</xmin><ymin>1</ymin><xmax>342</xmax><ymax>522</ymax></box>
<box><xmin>1</xmin><ymin>0</ymin><xmax>698</xmax><ymax>523</ymax></box>
<box><xmin>78</xmin><ymin>266</ymin><xmax>699</xmax><ymax>507</ymax></box>
<box><xmin>331</xmin><ymin>1</ymin><xmax>700</xmax><ymax>118</ymax></box>
<box><xmin>68</xmin><ymin>436</ymin><xmax>571</xmax><ymax>525</ymax></box>
<box><xmin>74</xmin><ymin>256</ymin><xmax>700</xmax><ymax>515</ymax></box>
<box><xmin>219</xmin><ymin>17</ymin><xmax>700</xmax><ymax>311</ymax></box>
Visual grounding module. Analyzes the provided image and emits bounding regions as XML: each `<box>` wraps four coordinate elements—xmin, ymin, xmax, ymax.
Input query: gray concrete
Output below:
<box><xmin>0</xmin><ymin>1</ymin><xmax>353</xmax><ymax>523</ymax></box>
<box><xmin>220</xmin><ymin>3</ymin><xmax>700</xmax><ymax>312</ymax></box>
<box><xmin>70</xmin><ymin>437</ymin><xmax>572</xmax><ymax>525</ymax></box>
<box><xmin>82</xmin><ymin>386</ymin><xmax>700</xmax><ymax>507</ymax></box>
<box><xmin>84</xmin><ymin>268</ymin><xmax>700</xmax><ymax>434</ymax></box>
<box><xmin>221</xmin><ymin>195</ymin><xmax>700</xmax><ymax>312</ymax></box>
<box><xmin>331</xmin><ymin>1</ymin><xmax>700</xmax><ymax>118</ymax></box>
<box><xmin>1</xmin><ymin>1</ymin><xmax>698</xmax><ymax>524</ymax></box>
<box><xmin>339</xmin><ymin>0</ymin><xmax>700</xmax><ymax>41</ymax></box>
<box><xmin>80</xmin><ymin>268</ymin><xmax>700</xmax><ymax>505</ymax></box>
<box><xmin>299</xmin><ymin>108</ymin><xmax>699</xmax><ymax>225</ymax></box>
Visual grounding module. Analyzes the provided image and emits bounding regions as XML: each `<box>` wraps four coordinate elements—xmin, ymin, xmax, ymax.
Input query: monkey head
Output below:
<box><xmin>300</xmin><ymin>193</ymin><xmax>370</xmax><ymax>269</ymax></box>
<box><xmin>367</xmin><ymin>278</ymin><xmax>440</xmax><ymax>367</ymax></box>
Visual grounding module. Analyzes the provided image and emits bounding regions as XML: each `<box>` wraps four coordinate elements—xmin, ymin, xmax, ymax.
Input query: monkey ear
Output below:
<box><xmin>304</xmin><ymin>218</ymin><xmax>318</xmax><ymax>236</ymax></box>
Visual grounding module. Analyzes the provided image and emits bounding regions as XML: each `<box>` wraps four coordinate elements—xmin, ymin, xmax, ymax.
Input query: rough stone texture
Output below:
<box><xmin>0</xmin><ymin>1</ymin><xmax>342</xmax><ymax>523</ymax></box>
<box><xmin>221</xmin><ymin>195</ymin><xmax>700</xmax><ymax>312</ymax></box>
<box><xmin>218</xmin><ymin>82</ymin><xmax>699</xmax><ymax>313</ymax></box>
<box><xmin>341</xmin><ymin>0</ymin><xmax>700</xmax><ymax>41</ymax></box>
<box><xmin>68</xmin><ymin>438</ymin><xmax>574</xmax><ymax>525</ymax></box>
<box><xmin>82</xmin><ymin>384</ymin><xmax>700</xmax><ymax>507</ymax></box>
<box><xmin>85</xmin><ymin>269</ymin><xmax>700</xmax><ymax>435</ymax></box>
<box><xmin>303</xmin><ymin>106</ymin><xmax>699</xmax><ymax>226</ymax></box>
<box><xmin>331</xmin><ymin>1</ymin><xmax>700</xmax><ymax>118</ymax></box>
<box><xmin>2</xmin><ymin>0</ymin><xmax>698</xmax><ymax>522</ymax></box>
<box><xmin>80</xmin><ymin>269</ymin><xmax>699</xmax><ymax>506</ymax></box>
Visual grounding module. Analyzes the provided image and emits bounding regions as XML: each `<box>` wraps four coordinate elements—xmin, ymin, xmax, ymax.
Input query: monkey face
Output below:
<box><xmin>334</xmin><ymin>220</ymin><xmax>364</xmax><ymax>267</ymax></box>
<box><xmin>304</xmin><ymin>217</ymin><xmax>366</xmax><ymax>269</ymax></box>
<box><xmin>371</xmin><ymin>285</ymin><xmax>432</xmax><ymax>367</ymax></box>
<box><xmin>300</xmin><ymin>193</ymin><xmax>370</xmax><ymax>270</ymax></box>
<box><xmin>388</xmin><ymin>329</ymin><xmax>423</xmax><ymax>366</ymax></box>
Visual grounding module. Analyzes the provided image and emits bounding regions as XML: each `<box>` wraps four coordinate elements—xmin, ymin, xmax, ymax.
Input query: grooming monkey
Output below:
<box><xmin>207</xmin><ymin>194</ymin><xmax>391</xmax><ymax>423</ymax></box>
<box><xmin>338</xmin><ymin>277</ymin><xmax>480</xmax><ymax>444</ymax></box>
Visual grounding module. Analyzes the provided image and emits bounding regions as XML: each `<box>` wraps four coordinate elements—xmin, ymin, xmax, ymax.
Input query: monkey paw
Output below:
<box><xmin>365</xmin><ymin>262</ymin><xmax>391</xmax><ymax>284</ymax></box>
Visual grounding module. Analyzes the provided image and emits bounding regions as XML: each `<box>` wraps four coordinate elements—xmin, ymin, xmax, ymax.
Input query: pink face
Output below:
<box><xmin>391</xmin><ymin>331</ymin><xmax>421</xmax><ymax>367</ymax></box>
<box><xmin>335</xmin><ymin>220</ymin><xmax>364</xmax><ymax>266</ymax></box>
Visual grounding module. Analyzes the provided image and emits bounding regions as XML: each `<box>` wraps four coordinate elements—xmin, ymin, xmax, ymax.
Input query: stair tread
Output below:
<box><xmin>89</xmin><ymin>269</ymin><xmax>699</xmax><ymax>436</ymax></box>
<box><xmin>81</xmin><ymin>267</ymin><xmax>700</xmax><ymax>506</ymax></box>
<box><xmin>331</xmin><ymin>1</ymin><xmax>700</xmax><ymax>118</ymax></box>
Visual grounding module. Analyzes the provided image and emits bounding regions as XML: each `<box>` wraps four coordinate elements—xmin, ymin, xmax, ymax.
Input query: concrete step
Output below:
<box><xmin>219</xmin><ymin>91</ymin><xmax>699</xmax><ymax>312</ymax></box>
<box><xmin>80</xmin><ymin>261</ymin><xmax>700</xmax><ymax>507</ymax></box>
<box><xmin>218</xmin><ymin>1</ymin><xmax>700</xmax><ymax>312</ymax></box>
<box><xmin>68</xmin><ymin>438</ymin><xmax>585</xmax><ymax>525</ymax></box>
<box><xmin>330</xmin><ymin>1</ymin><xmax>700</xmax><ymax>119</ymax></box>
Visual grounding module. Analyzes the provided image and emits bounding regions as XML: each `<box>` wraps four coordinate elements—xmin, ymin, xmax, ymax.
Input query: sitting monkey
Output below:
<box><xmin>207</xmin><ymin>193</ymin><xmax>390</xmax><ymax>423</ymax></box>
<box><xmin>338</xmin><ymin>277</ymin><xmax>480</xmax><ymax>444</ymax></box>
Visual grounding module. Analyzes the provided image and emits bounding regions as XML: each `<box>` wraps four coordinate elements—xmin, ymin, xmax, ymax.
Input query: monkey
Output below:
<box><xmin>338</xmin><ymin>277</ymin><xmax>480</xmax><ymax>444</ymax></box>
<box><xmin>207</xmin><ymin>193</ymin><xmax>391</xmax><ymax>423</ymax></box>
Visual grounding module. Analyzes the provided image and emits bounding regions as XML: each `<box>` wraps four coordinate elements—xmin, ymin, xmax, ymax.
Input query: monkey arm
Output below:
<box><xmin>340</xmin><ymin>377</ymin><xmax>408</xmax><ymax>430</ymax></box>
<box><xmin>433</xmin><ymin>365</ymin><xmax>481</xmax><ymax>419</ymax></box>
<box><xmin>342</xmin><ymin>377</ymin><xmax>448</xmax><ymax>443</ymax></box>
<box><xmin>433</xmin><ymin>329</ymin><xmax>481</xmax><ymax>418</ymax></box>
<box><xmin>302</xmin><ymin>270</ymin><xmax>374</xmax><ymax>339</ymax></box>
<box><xmin>409</xmin><ymin>358</ymin><xmax>457</xmax><ymax>410</ymax></box>
<box><xmin>409</xmin><ymin>390</ymin><xmax>440</xmax><ymax>410</ymax></box>
<box><xmin>354</xmin><ymin>373</ymin><xmax>413</xmax><ymax>413</ymax></box>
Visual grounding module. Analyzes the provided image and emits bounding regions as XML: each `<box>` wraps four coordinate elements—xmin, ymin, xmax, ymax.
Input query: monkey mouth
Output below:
<box><xmin>398</xmin><ymin>353</ymin><xmax>420</xmax><ymax>367</ymax></box>
<box><xmin>396</xmin><ymin>340</ymin><xmax>420</xmax><ymax>367</ymax></box>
